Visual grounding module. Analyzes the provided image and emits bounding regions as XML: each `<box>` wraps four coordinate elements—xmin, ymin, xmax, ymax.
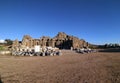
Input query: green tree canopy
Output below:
<box><xmin>5</xmin><ymin>39</ymin><xmax>13</xmax><ymax>45</ymax></box>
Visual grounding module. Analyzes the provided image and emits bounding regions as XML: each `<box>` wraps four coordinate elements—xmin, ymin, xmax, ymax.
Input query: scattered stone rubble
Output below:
<box><xmin>12</xmin><ymin>46</ymin><xmax>62</xmax><ymax>56</ymax></box>
<box><xmin>75</xmin><ymin>47</ymin><xmax>97</xmax><ymax>54</ymax></box>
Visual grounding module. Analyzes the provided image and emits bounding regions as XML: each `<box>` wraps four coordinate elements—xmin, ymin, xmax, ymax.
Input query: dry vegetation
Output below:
<box><xmin>0</xmin><ymin>50</ymin><xmax>120</xmax><ymax>83</ymax></box>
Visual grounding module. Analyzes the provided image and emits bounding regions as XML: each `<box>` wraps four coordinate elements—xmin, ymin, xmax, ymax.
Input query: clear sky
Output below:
<box><xmin>0</xmin><ymin>0</ymin><xmax>120</xmax><ymax>45</ymax></box>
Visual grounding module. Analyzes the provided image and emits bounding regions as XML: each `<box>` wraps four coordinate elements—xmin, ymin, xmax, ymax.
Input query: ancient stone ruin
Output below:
<box><xmin>12</xmin><ymin>32</ymin><xmax>89</xmax><ymax>51</ymax></box>
<box><xmin>11</xmin><ymin>32</ymin><xmax>90</xmax><ymax>56</ymax></box>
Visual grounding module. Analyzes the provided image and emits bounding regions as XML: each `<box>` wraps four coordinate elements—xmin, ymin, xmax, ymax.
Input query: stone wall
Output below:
<box><xmin>12</xmin><ymin>32</ymin><xmax>89</xmax><ymax>50</ymax></box>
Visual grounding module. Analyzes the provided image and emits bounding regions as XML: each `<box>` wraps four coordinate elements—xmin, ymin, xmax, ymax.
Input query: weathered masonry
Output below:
<box><xmin>12</xmin><ymin>32</ymin><xmax>89</xmax><ymax>51</ymax></box>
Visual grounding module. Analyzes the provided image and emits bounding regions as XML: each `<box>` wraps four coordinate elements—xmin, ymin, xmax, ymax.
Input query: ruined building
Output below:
<box><xmin>12</xmin><ymin>32</ymin><xmax>89</xmax><ymax>51</ymax></box>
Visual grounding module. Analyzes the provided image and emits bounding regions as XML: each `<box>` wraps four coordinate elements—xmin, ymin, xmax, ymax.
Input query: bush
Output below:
<box><xmin>0</xmin><ymin>46</ymin><xmax>4</xmax><ymax>51</ymax></box>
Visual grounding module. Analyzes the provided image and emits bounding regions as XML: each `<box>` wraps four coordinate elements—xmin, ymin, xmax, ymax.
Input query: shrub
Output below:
<box><xmin>0</xmin><ymin>46</ymin><xmax>4</xmax><ymax>51</ymax></box>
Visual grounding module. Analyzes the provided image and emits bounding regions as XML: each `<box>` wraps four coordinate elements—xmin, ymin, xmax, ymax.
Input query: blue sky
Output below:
<box><xmin>0</xmin><ymin>0</ymin><xmax>120</xmax><ymax>45</ymax></box>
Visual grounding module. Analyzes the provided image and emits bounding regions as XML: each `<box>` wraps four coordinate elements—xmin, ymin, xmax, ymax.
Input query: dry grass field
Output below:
<box><xmin>0</xmin><ymin>50</ymin><xmax>120</xmax><ymax>83</ymax></box>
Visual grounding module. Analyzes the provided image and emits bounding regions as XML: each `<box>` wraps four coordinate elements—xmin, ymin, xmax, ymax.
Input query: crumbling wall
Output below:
<box><xmin>12</xmin><ymin>32</ymin><xmax>89</xmax><ymax>51</ymax></box>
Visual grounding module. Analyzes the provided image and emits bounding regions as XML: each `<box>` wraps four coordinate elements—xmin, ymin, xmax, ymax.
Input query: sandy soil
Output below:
<box><xmin>0</xmin><ymin>50</ymin><xmax>120</xmax><ymax>83</ymax></box>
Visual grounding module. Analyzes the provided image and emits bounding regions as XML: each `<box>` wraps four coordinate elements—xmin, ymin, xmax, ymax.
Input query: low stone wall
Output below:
<box><xmin>0</xmin><ymin>51</ymin><xmax>11</xmax><ymax>55</ymax></box>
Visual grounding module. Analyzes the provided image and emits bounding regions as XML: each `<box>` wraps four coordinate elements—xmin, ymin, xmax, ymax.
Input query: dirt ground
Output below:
<box><xmin>0</xmin><ymin>50</ymin><xmax>120</xmax><ymax>83</ymax></box>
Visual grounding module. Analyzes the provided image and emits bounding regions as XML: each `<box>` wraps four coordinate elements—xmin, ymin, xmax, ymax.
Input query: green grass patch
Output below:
<box><xmin>0</xmin><ymin>46</ymin><xmax>5</xmax><ymax>51</ymax></box>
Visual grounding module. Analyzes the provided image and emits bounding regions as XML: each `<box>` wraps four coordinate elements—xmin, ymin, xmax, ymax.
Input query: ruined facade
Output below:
<box><xmin>12</xmin><ymin>32</ymin><xmax>89</xmax><ymax>51</ymax></box>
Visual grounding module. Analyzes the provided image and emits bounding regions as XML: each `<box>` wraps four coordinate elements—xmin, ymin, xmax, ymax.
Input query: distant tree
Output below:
<box><xmin>114</xmin><ymin>43</ymin><xmax>119</xmax><ymax>47</ymax></box>
<box><xmin>104</xmin><ymin>44</ymin><xmax>109</xmax><ymax>48</ymax></box>
<box><xmin>5</xmin><ymin>39</ymin><xmax>13</xmax><ymax>45</ymax></box>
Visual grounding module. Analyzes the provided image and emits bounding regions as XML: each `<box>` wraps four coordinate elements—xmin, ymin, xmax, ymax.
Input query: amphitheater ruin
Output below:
<box><xmin>12</xmin><ymin>32</ymin><xmax>90</xmax><ymax>56</ymax></box>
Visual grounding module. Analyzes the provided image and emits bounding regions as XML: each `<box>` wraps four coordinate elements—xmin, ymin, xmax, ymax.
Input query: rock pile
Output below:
<box><xmin>12</xmin><ymin>46</ymin><xmax>62</xmax><ymax>56</ymax></box>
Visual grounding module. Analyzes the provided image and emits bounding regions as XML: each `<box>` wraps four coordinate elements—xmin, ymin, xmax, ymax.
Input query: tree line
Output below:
<box><xmin>104</xmin><ymin>43</ymin><xmax>120</xmax><ymax>48</ymax></box>
<box><xmin>98</xmin><ymin>43</ymin><xmax>120</xmax><ymax>49</ymax></box>
<box><xmin>0</xmin><ymin>39</ymin><xmax>13</xmax><ymax>45</ymax></box>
